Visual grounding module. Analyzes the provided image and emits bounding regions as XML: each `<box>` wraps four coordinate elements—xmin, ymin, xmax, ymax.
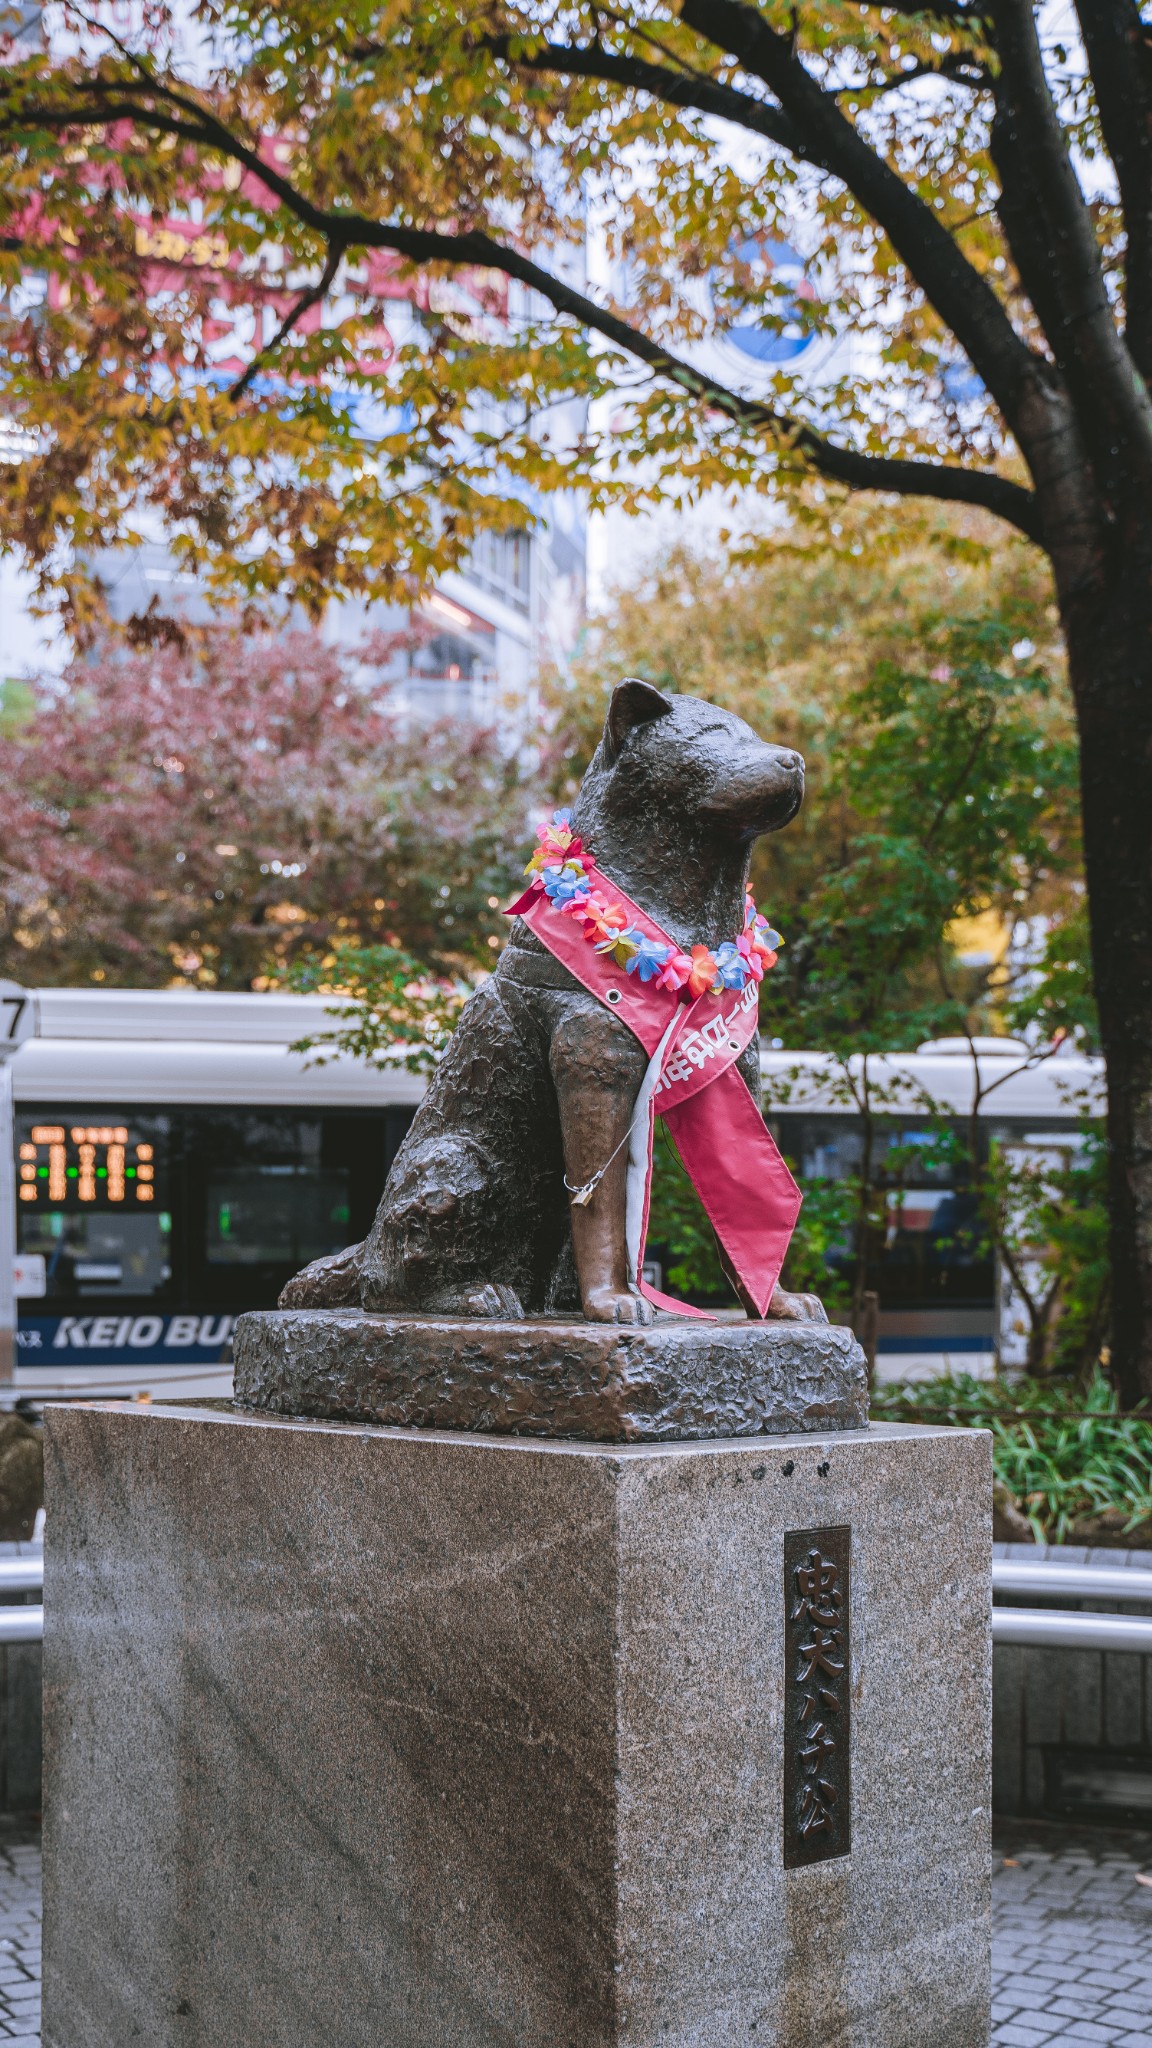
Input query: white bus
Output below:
<box><xmin>10</xmin><ymin>988</ymin><xmax>421</xmax><ymax>1397</ymax></box>
<box><xmin>7</xmin><ymin>989</ymin><xmax>1103</xmax><ymax>1395</ymax></box>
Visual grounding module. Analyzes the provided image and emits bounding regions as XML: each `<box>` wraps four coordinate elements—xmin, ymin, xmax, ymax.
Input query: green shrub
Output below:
<box><xmin>873</xmin><ymin>1369</ymin><xmax>1152</xmax><ymax>1543</ymax></box>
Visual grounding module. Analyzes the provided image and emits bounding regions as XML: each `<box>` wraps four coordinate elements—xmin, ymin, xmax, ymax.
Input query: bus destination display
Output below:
<box><xmin>18</xmin><ymin>1125</ymin><xmax>157</xmax><ymax>1206</ymax></box>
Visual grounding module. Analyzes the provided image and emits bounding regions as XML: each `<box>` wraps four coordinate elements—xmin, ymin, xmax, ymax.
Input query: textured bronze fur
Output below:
<box><xmin>281</xmin><ymin>681</ymin><xmax>825</xmax><ymax>1326</ymax></box>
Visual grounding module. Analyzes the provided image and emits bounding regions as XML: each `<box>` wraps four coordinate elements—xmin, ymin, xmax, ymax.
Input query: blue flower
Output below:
<box><xmin>712</xmin><ymin>941</ymin><xmax>749</xmax><ymax>990</ymax></box>
<box><xmin>552</xmin><ymin>808</ymin><xmax>573</xmax><ymax>827</ymax></box>
<box><xmin>625</xmin><ymin>933</ymin><xmax>672</xmax><ymax>982</ymax></box>
<box><xmin>542</xmin><ymin>863</ymin><xmax>591</xmax><ymax>906</ymax></box>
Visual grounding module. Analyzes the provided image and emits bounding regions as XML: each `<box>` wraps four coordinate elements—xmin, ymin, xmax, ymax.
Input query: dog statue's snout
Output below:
<box><xmin>774</xmin><ymin>747</ymin><xmax>804</xmax><ymax>774</ymax></box>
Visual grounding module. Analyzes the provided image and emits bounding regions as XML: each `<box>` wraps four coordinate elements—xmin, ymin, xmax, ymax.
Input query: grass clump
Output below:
<box><xmin>872</xmin><ymin>1369</ymin><xmax>1152</xmax><ymax>1546</ymax></box>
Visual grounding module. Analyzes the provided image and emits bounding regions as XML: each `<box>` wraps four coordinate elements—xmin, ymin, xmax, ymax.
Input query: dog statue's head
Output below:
<box><xmin>579</xmin><ymin>679</ymin><xmax>804</xmax><ymax>845</ymax></box>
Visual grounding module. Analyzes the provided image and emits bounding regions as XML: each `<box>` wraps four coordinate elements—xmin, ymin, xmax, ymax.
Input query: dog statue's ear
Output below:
<box><xmin>603</xmin><ymin>678</ymin><xmax>673</xmax><ymax>762</ymax></box>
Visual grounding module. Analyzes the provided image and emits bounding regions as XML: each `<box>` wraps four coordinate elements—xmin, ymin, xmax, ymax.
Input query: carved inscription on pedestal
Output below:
<box><xmin>783</xmin><ymin>1525</ymin><xmax>851</xmax><ymax>1868</ymax></box>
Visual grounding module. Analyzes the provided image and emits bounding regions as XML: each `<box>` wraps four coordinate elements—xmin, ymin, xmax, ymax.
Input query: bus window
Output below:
<box><xmin>15</xmin><ymin>1111</ymin><xmax>172</xmax><ymax>1301</ymax></box>
<box><xmin>181</xmin><ymin>1109</ymin><xmax>376</xmax><ymax>1309</ymax></box>
<box><xmin>206</xmin><ymin>1166</ymin><xmax>351</xmax><ymax>1269</ymax></box>
<box><xmin>779</xmin><ymin>1117</ymin><xmax>865</xmax><ymax>1183</ymax></box>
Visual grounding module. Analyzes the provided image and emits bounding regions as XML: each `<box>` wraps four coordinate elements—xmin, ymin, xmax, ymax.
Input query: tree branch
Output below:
<box><xmin>833</xmin><ymin>51</ymin><xmax>990</xmax><ymax>98</ymax></box>
<box><xmin>5</xmin><ymin>79</ymin><xmax>1043</xmax><ymax>541</ymax></box>
<box><xmin>227</xmin><ymin>240</ymin><xmax>346</xmax><ymax>400</ymax></box>
<box><xmin>988</xmin><ymin>0</ymin><xmax>1152</xmax><ymax>480</ymax></box>
<box><xmin>490</xmin><ymin>0</ymin><xmax>1040</xmax><ymax>437</ymax></box>
<box><xmin>674</xmin><ymin>0</ymin><xmax>1039</xmax><ymax>430</ymax></box>
<box><xmin>780</xmin><ymin>437</ymin><xmax>1041</xmax><ymax>537</ymax></box>
<box><xmin>879</xmin><ymin>3</ymin><xmax>991</xmax><ymax>20</ymax></box>
<box><xmin>481</xmin><ymin>31</ymin><xmax>805</xmax><ymax>153</ymax></box>
<box><xmin>1073</xmin><ymin>0</ymin><xmax>1152</xmax><ymax>386</ymax></box>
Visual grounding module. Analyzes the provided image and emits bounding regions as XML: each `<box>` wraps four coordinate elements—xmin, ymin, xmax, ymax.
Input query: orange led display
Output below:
<box><xmin>18</xmin><ymin>1121</ymin><xmax>162</xmax><ymax>1207</ymax></box>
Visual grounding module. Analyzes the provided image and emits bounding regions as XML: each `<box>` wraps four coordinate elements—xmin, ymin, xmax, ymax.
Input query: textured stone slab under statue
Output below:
<box><xmin>233</xmin><ymin>1304</ymin><xmax>868</xmax><ymax>1440</ymax></box>
<box><xmin>41</xmin><ymin>682</ymin><xmax>992</xmax><ymax>2048</ymax></box>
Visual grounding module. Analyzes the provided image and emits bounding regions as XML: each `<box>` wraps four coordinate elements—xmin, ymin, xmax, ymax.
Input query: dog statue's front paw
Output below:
<box><xmin>582</xmin><ymin>1286</ymin><xmax>656</xmax><ymax>1326</ymax></box>
<box><xmin>279</xmin><ymin>1243</ymin><xmax>364</xmax><ymax>1309</ymax></box>
<box><xmin>766</xmin><ymin>1283</ymin><xmax>829</xmax><ymax>1325</ymax></box>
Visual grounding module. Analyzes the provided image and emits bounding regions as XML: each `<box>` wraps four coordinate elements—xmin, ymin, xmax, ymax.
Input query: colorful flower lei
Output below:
<box><xmin>523</xmin><ymin>810</ymin><xmax>782</xmax><ymax>998</ymax></box>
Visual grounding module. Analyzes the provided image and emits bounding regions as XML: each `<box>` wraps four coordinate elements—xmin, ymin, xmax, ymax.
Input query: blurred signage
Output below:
<box><xmin>13</xmin><ymin>1254</ymin><xmax>45</xmax><ymax>1299</ymax></box>
<box><xmin>713</xmin><ymin>237</ymin><xmax>819</xmax><ymax>366</ymax></box>
<box><xmin>18</xmin><ymin>145</ymin><xmax>509</xmax><ymax>384</ymax></box>
<box><xmin>16</xmin><ymin>1311</ymin><xmax>237</xmax><ymax>1365</ymax></box>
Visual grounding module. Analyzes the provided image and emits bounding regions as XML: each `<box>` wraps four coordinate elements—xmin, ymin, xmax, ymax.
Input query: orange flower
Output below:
<box><xmin>687</xmin><ymin>945</ymin><xmax>718</xmax><ymax>997</ymax></box>
<box><xmin>581</xmin><ymin>896</ymin><xmax>628</xmax><ymax>942</ymax></box>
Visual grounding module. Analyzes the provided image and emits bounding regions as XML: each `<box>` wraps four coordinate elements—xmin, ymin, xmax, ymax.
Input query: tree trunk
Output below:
<box><xmin>1058</xmin><ymin>529</ymin><xmax>1152</xmax><ymax>1409</ymax></box>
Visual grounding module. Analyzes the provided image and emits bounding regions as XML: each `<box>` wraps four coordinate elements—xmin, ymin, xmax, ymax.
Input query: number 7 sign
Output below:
<box><xmin>0</xmin><ymin>982</ymin><xmax>38</xmax><ymax>1384</ymax></box>
<box><xmin>0</xmin><ymin>984</ymin><xmax>36</xmax><ymax>1052</ymax></box>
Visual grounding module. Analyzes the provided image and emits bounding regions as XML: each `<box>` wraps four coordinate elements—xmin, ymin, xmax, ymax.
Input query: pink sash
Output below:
<box><xmin>507</xmin><ymin>866</ymin><xmax>801</xmax><ymax>1318</ymax></box>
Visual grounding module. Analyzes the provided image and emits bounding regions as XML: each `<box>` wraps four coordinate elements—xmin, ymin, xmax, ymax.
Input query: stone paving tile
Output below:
<box><xmin>0</xmin><ymin>1813</ymin><xmax>1148</xmax><ymax>2044</ymax></box>
<box><xmin>993</xmin><ymin>1822</ymin><xmax>1152</xmax><ymax>2048</ymax></box>
<box><xmin>0</xmin><ymin>1819</ymin><xmax>41</xmax><ymax>2046</ymax></box>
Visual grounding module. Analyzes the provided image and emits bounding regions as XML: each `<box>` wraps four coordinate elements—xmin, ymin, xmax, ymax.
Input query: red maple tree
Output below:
<box><xmin>0</xmin><ymin>628</ymin><xmax>524</xmax><ymax>987</ymax></box>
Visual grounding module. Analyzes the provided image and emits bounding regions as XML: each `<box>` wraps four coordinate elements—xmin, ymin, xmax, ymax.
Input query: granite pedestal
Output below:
<box><xmin>42</xmin><ymin>1402</ymin><xmax>992</xmax><ymax>2048</ymax></box>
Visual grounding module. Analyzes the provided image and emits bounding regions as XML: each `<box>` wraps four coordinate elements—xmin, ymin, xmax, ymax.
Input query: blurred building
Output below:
<box><xmin>82</xmin><ymin>493</ymin><xmax>586</xmax><ymax>744</ymax></box>
<box><xmin>0</xmin><ymin>2</ymin><xmax>587</xmax><ymax>740</ymax></box>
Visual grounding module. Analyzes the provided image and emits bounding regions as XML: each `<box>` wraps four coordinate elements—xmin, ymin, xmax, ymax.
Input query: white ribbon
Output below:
<box><xmin>625</xmin><ymin>1007</ymin><xmax>682</xmax><ymax>1291</ymax></box>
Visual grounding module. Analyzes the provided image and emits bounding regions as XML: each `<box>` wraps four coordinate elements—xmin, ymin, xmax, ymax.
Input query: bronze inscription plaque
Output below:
<box><xmin>783</xmin><ymin>1524</ymin><xmax>851</xmax><ymax>1868</ymax></box>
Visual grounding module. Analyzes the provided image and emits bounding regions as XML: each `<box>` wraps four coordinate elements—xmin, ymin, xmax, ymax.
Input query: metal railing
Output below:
<box><xmin>993</xmin><ymin>1558</ymin><xmax>1152</xmax><ymax>1605</ymax></box>
<box><xmin>0</xmin><ymin>1553</ymin><xmax>43</xmax><ymax>1644</ymax></box>
<box><xmin>992</xmin><ymin>1554</ymin><xmax>1152</xmax><ymax>1651</ymax></box>
<box><xmin>0</xmin><ymin>1607</ymin><xmax>42</xmax><ymax>1645</ymax></box>
<box><xmin>2</xmin><ymin>1555</ymin><xmax>1149</xmax><ymax>1651</ymax></box>
<box><xmin>0</xmin><ymin>1558</ymin><xmax>43</xmax><ymax>1595</ymax></box>
<box><xmin>992</xmin><ymin>1608</ymin><xmax>1152</xmax><ymax>1651</ymax></box>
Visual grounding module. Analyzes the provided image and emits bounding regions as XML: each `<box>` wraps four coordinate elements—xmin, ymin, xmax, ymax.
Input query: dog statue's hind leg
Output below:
<box><xmin>281</xmin><ymin>974</ymin><xmax>571</xmax><ymax>1319</ymax></box>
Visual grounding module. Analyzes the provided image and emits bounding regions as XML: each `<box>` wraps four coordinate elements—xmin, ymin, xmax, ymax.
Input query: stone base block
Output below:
<box><xmin>233</xmin><ymin>1306</ymin><xmax>869</xmax><ymax>1440</ymax></box>
<box><xmin>43</xmin><ymin>1404</ymin><xmax>991</xmax><ymax>2048</ymax></box>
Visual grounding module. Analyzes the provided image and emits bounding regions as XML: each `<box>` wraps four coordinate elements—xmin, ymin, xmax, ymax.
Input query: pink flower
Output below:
<box><xmin>655</xmin><ymin>948</ymin><xmax>692</xmax><ymax>991</ymax></box>
<box><xmin>737</xmin><ymin>935</ymin><xmax>765</xmax><ymax>983</ymax></box>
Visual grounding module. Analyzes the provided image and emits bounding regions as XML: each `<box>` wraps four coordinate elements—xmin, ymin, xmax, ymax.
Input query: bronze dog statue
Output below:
<box><xmin>282</xmin><ymin>679</ymin><xmax>825</xmax><ymax>1325</ymax></box>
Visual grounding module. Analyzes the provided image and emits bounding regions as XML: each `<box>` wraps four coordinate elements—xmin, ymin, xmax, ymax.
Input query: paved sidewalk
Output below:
<box><xmin>0</xmin><ymin>1822</ymin><xmax>40</xmax><ymax>2045</ymax></box>
<box><xmin>993</xmin><ymin>1822</ymin><xmax>1152</xmax><ymax>2047</ymax></box>
<box><xmin>2</xmin><ymin>1817</ymin><xmax>1150</xmax><ymax>2045</ymax></box>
